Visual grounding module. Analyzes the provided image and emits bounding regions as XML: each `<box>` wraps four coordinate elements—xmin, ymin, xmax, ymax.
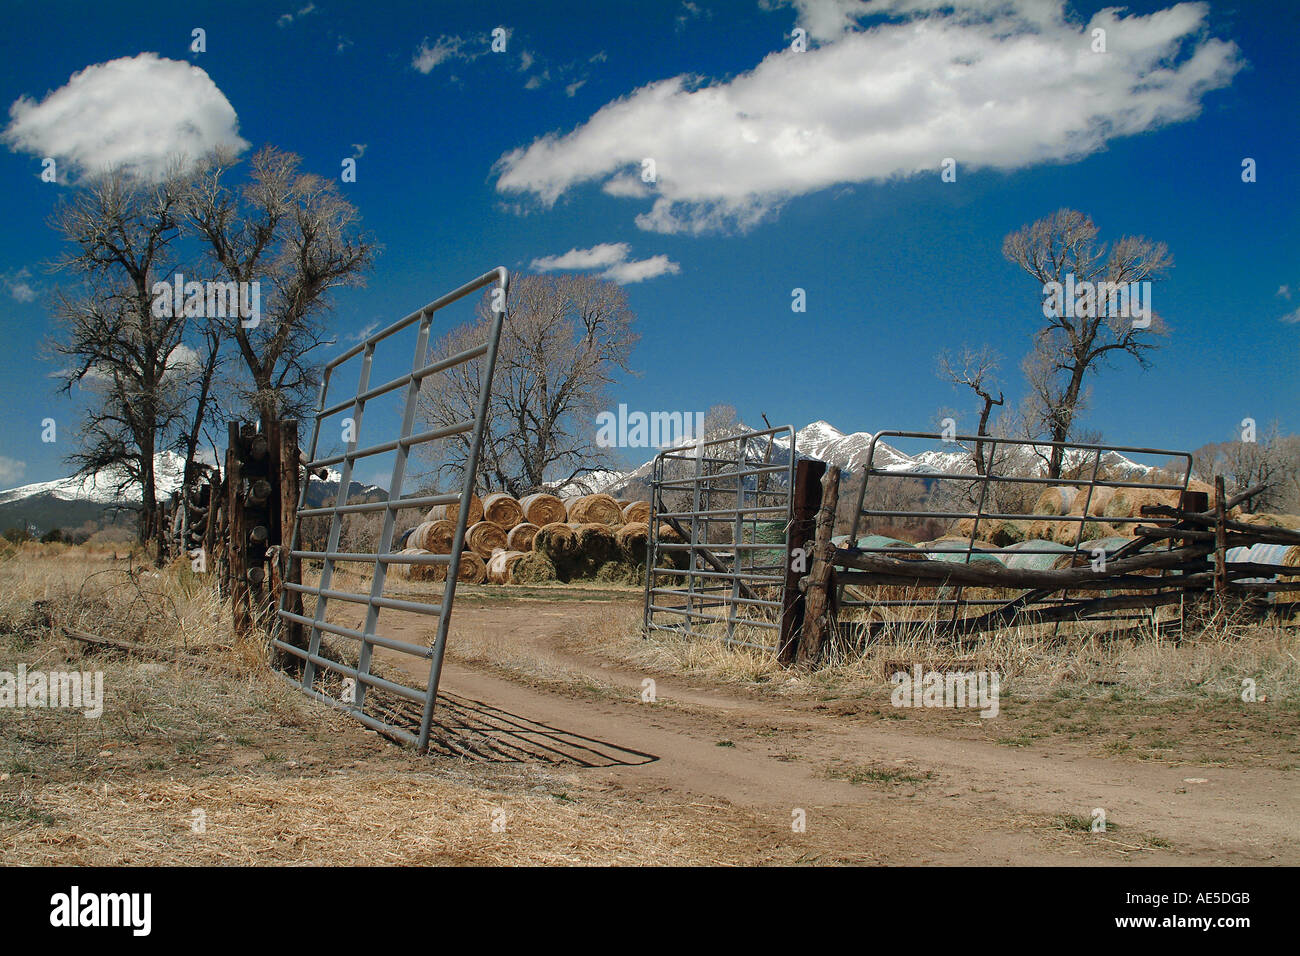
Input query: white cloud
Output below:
<box><xmin>2</xmin><ymin>268</ymin><xmax>37</xmax><ymax>303</ymax></box>
<box><xmin>277</xmin><ymin>3</ymin><xmax>317</xmax><ymax>28</ymax></box>
<box><xmin>1278</xmin><ymin>284</ymin><xmax>1291</xmax><ymax>300</ymax></box>
<box><xmin>532</xmin><ymin>243</ymin><xmax>630</xmax><ymax>271</ymax></box>
<box><xmin>495</xmin><ymin>0</ymin><xmax>1242</xmax><ymax>234</ymax></box>
<box><xmin>0</xmin><ymin>456</ymin><xmax>26</xmax><ymax>486</ymax></box>
<box><xmin>2</xmin><ymin>54</ymin><xmax>248</xmax><ymax>181</ymax></box>
<box><xmin>529</xmin><ymin>243</ymin><xmax>680</xmax><ymax>284</ymax></box>
<box><xmin>413</xmin><ymin>35</ymin><xmax>472</xmax><ymax>73</ymax></box>
<box><xmin>1282</xmin><ymin>307</ymin><xmax>1300</xmax><ymax>325</ymax></box>
<box><xmin>602</xmin><ymin>254</ymin><xmax>682</xmax><ymax>284</ymax></box>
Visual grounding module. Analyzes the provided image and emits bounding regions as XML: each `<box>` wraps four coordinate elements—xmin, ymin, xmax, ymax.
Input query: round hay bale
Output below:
<box><xmin>567</xmin><ymin>493</ymin><xmax>624</xmax><ymax>527</ymax></box>
<box><xmin>1046</xmin><ymin>517</ymin><xmax>1119</xmax><ymax>544</ymax></box>
<box><xmin>410</xmin><ymin>519</ymin><xmax>456</xmax><ymax>554</ymax></box>
<box><xmin>487</xmin><ymin>549</ymin><xmax>527</xmax><ymax>584</ymax></box>
<box><xmin>481</xmin><ymin>493</ymin><xmax>525</xmax><ymax>530</ymax></box>
<box><xmin>506</xmin><ymin>522</ymin><xmax>540</xmax><ymax>552</ymax></box>
<box><xmin>465</xmin><ymin>520</ymin><xmax>508</xmax><ymax>559</ymax></box>
<box><xmin>387</xmin><ymin>547</ymin><xmax>428</xmax><ymax>580</ymax></box>
<box><xmin>948</xmin><ymin>517</ymin><xmax>1028</xmax><ymax>547</ymax></box>
<box><xmin>833</xmin><ymin>534</ymin><xmax>924</xmax><ymax>559</ymax></box>
<box><xmin>1067</xmin><ymin>486</ymin><xmax>1116</xmax><ymax>516</ymax></box>
<box><xmin>1002</xmin><ymin>539</ymin><xmax>1072</xmax><ymax>571</ymax></box>
<box><xmin>518</xmin><ymin>492</ymin><xmax>567</xmax><ymax>527</ymax></box>
<box><xmin>922</xmin><ymin>538</ymin><xmax>1005</xmax><ymax>566</ymax></box>
<box><xmin>575</xmin><ymin>523</ymin><xmax>620</xmax><ymax>566</ymax></box>
<box><xmin>656</xmin><ymin>522</ymin><xmax>686</xmax><ymax>544</ymax></box>
<box><xmin>425</xmin><ymin>493</ymin><xmax>483</xmax><ymax>527</ymax></box>
<box><xmin>1032</xmin><ymin>486</ymin><xmax>1076</xmax><ymax>516</ymax></box>
<box><xmin>534</xmin><ymin>522</ymin><xmax>580</xmax><ymax>562</ymax></box>
<box><xmin>621</xmin><ymin>500</ymin><xmax>651</xmax><ymax>524</ymax></box>
<box><xmin>615</xmin><ymin>522</ymin><xmax>649</xmax><ymax>564</ymax></box>
<box><xmin>428</xmin><ymin>551</ymin><xmax>486</xmax><ymax>584</ymax></box>
<box><xmin>512</xmin><ymin>551</ymin><xmax>557</xmax><ymax>584</ymax></box>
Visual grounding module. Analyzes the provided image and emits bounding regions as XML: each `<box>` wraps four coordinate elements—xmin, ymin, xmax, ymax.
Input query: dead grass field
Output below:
<box><xmin>2</xmin><ymin>543</ymin><xmax>1297</xmax><ymax>865</ymax></box>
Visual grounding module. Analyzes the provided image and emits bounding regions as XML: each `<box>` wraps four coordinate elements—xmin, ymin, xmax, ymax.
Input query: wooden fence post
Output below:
<box><xmin>779</xmin><ymin>458</ymin><xmax>826</xmax><ymax>664</ymax></box>
<box><xmin>1213</xmin><ymin>475</ymin><xmax>1227</xmax><ymax>604</ymax></box>
<box><xmin>277</xmin><ymin>419</ymin><xmax>305</xmax><ymax>651</ymax></box>
<box><xmin>796</xmin><ymin>465</ymin><xmax>840</xmax><ymax>668</ymax></box>
<box><xmin>227</xmin><ymin>422</ymin><xmax>251</xmax><ymax>637</ymax></box>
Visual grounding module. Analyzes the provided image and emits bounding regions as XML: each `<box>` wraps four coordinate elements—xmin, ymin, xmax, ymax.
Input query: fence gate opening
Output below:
<box><xmin>273</xmin><ymin>267</ymin><xmax>509</xmax><ymax>753</ymax></box>
<box><xmin>644</xmin><ymin>425</ymin><xmax>797</xmax><ymax>653</ymax></box>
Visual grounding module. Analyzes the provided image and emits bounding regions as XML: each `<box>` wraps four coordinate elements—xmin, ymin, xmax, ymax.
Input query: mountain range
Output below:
<box><xmin>567</xmin><ymin>420</ymin><xmax>1158</xmax><ymax>498</ymax></box>
<box><xmin>0</xmin><ymin>451</ymin><xmax>386</xmax><ymax>535</ymax></box>
<box><xmin>1</xmin><ymin>421</ymin><xmax>1165</xmax><ymax>532</ymax></box>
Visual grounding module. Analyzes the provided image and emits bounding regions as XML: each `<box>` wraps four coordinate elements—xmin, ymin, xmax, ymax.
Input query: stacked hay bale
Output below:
<box><xmin>409</xmin><ymin>519</ymin><xmax>456</xmax><ymax>554</ymax></box>
<box><xmin>621</xmin><ymin>500</ymin><xmax>651</xmax><ymax>524</ymax></box>
<box><xmin>487</xmin><ymin>549</ymin><xmax>528</xmax><ymax>584</ymax></box>
<box><xmin>533</xmin><ymin>522</ymin><xmax>580</xmax><ymax>580</ymax></box>
<box><xmin>425</xmin><ymin>493</ymin><xmax>484</xmax><ymax>527</ymax></box>
<box><xmin>481</xmin><ymin>493</ymin><xmax>524</xmax><ymax>530</ymax></box>
<box><xmin>465</xmin><ymin>520</ymin><xmax>508</xmax><ymax>559</ymax></box>
<box><xmin>948</xmin><ymin>517</ymin><xmax>1032</xmax><ymax>547</ymax></box>
<box><xmin>615</xmin><ymin>522</ymin><xmax>650</xmax><ymax>565</ymax></box>
<box><xmin>519</xmin><ymin>492</ymin><xmax>568</xmax><ymax>526</ymax></box>
<box><xmin>388</xmin><ymin>547</ymin><xmax>435</xmax><ymax>581</ymax></box>
<box><xmin>567</xmin><ymin>493</ymin><xmax>625</xmax><ymax>527</ymax></box>
<box><xmin>427</xmin><ymin>552</ymin><xmax>486</xmax><ymax>584</ymax></box>
<box><xmin>507</xmin><ymin>522</ymin><xmax>540</xmax><ymax>552</ymax></box>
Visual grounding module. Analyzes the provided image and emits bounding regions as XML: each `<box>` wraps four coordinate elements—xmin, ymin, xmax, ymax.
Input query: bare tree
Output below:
<box><xmin>936</xmin><ymin>344</ymin><xmax>1005</xmax><ymax>475</ymax></box>
<box><xmin>1003</xmin><ymin>209</ymin><xmax>1171</xmax><ymax>478</ymax></box>
<box><xmin>185</xmin><ymin>146</ymin><xmax>377</xmax><ymax>429</ymax></box>
<box><xmin>1192</xmin><ymin>425</ymin><xmax>1300</xmax><ymax>513</ymax></box>
<box><xmin>47</xmin><ymin>169</ymin><xmax>191</xmax><ymax>563</ymax></box>
<box><xmin>417</xmin><ymin>274</ymin><xmax>639</xmax><ymax>496</ymax></box>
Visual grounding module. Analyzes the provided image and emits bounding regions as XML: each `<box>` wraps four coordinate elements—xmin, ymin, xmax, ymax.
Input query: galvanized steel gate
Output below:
<box><xmin>273</xmin><ymin>267</ymin><xmax>509</xmax><ymax>752</ymax></box>
<box><xmin>644</xmin><ymin>425</ymin><xmax>797</xmax><ymax>652</ymax></box>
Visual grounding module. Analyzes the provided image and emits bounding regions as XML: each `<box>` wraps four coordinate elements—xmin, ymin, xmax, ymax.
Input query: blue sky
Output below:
<box><xmin>0</xmin><ymin>0</ymin><xmax>1296</xmax><ymax>489</ymax></box>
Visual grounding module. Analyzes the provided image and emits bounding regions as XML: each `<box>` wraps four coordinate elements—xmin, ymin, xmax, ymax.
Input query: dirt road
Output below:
<box><xmin>372</xmin><ymin>596</ymin><xmax>1298</xmax><ymax>865</ymax></box>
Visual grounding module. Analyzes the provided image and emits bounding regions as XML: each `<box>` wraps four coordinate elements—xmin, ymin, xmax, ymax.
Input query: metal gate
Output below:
<box><xmin>838</xmin><ymin>430</ymin><xmax>1193</xmax><ymax>628</ymax></box>
<box><xmin>273</xmin><ymin>267</ymin><xmax>509</xmax><ymax>752</ymax></box>
<box><xmin>644</xmin><ymin>425</ymin><xmax>797</xmax><ymax>651</ymax></box>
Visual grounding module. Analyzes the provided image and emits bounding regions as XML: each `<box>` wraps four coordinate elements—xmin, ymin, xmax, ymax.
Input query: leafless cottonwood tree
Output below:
<box><xmin>47</xmin><ymin>169</ymin><xmax>192</xmax><ymax>562</ymax></box>
<box><xmin>1003</xmin><ymin>209</ymin><xmax>1171</xmax><ymax>478</ymax></box>
<box><xmin>936</xmin><ymin>344</ymin><xmax>1005</xmax><ymax>475</ymax></box>
<box><xmin>185</xmin><ymin>146</ymin><xmax>377</xmax><ymax>430</ymax></box>
<box><xmin>1192</xmin><ymin>425</ymin><xmax>1300</xmax><ymax>513</ymax></box>
<box><xmin>418</xmin><ymin>274</ymin><xmax>638</xmax><ymax>496</ymax></box>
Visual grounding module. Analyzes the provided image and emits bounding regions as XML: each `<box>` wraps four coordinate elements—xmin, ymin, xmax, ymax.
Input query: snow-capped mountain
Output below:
<box><xmin>0</xmin><ymin>452</ymin><xmax>387</xmax><ymax>534</ymax></box>
<box><xmin>563</xmin><ymin>420</ymin><xmax>1154</xmax><ymax>498</ymax></box>
<box><xmin>0</xmin><ymin>451</ymin><xmax>188</xmax><ymax>508</ymax></box>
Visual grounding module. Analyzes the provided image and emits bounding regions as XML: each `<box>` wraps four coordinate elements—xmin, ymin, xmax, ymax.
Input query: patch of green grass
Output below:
<box><xmin>0</xmin><ymin>799</ymin><xmax>57</xmax><ymax>827</ymax></box>
<box><xmin>716</xmin><ymin>740</ymin><xmax>734</xmax><ymax>748</ymax></box>
<box><xmin>828</xmin><ymin>764</ymin><xmax>935</xmax><ymax>786</ymax></box>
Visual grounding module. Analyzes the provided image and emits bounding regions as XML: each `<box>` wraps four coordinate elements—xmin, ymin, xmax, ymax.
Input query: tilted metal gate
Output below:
<box><xmin>644</xmin><ymin>425</ymin><xmax>797</xmax><ymax>652</ymax></box>
<box><xmin>273</xmin><ymin>267</ymin><xmax>509</xmax><ymax>752</ymax></box>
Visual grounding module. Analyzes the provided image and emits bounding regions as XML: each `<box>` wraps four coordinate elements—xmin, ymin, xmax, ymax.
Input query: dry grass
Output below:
<box><xmin>581</xmin><ymin>589</ymin><xmax>1300</xmax><ymax>711</ymax></box>
<box><xmin>0</xmin><ymin>544</ymin><xmax>814</xmax><ymax>866</ymax></box>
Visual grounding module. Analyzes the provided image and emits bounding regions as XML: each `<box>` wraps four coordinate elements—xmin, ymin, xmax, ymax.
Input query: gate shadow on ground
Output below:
<box><xmin>370</xmin><ymin>692</ymin><xmax>658</xmax><ymax>767</ymax></box>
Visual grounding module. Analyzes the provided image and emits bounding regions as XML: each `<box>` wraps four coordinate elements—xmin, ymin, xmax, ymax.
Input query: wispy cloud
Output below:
<box><xmin>2</xmin><ymin>267</ymin><xmax>37</xmax><ymax>303</ymax></box>
<box><xmin>530</xmin><ymin>242</ymin><xmax>680</xmax><ymax>284</ymax></box>
<box><xmin>277</xmin><ymin>3</ymin><xmax>317</xmax><ymax>28</ymax></box>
